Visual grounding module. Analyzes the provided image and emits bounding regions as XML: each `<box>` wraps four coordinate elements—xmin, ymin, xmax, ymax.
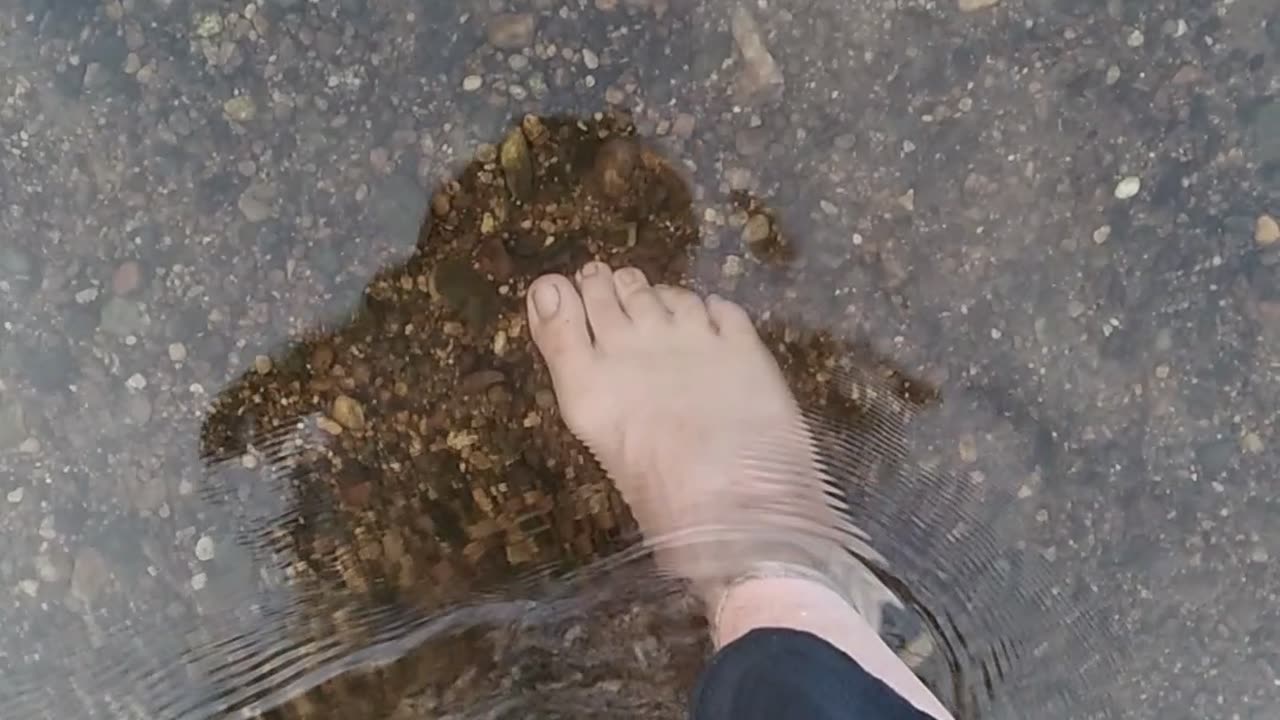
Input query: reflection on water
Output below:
<box><xmin>2</xmin><ymin>0</ymin><xmax>1279</xmax><ymax>717</ymax></box>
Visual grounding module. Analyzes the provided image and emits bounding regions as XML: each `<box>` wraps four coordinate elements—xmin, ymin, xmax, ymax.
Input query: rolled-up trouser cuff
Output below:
<box><xmin>690</xmin><ymin>628</ymin><xmax>939</xmax><ymax>720</ymax></box>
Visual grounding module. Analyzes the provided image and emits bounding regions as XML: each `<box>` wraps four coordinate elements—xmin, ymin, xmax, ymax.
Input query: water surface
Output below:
<box><xmin>2</xmin><ymin>0</ymin><xmax>1279</xmax><ymax>717</ymax></box>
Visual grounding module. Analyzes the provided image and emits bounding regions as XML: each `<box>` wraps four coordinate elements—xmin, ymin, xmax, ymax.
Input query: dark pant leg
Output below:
<box><xmin>689</xmin><ymin>628</ymin><xmax>939</xmax><ymax>720</ymax></box>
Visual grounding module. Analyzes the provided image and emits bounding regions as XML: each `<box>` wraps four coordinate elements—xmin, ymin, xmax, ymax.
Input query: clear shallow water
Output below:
<box><xmin>2</xmin><ymin>0</ymin><xmax>1279</xmax><ymax>717</ymax></box>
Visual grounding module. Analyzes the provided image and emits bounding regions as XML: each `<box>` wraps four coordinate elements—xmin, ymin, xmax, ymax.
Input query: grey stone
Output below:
<box><xmin>125</xmin><ymin>394</ymin><xmax>153</xmax><ymax>425</ymax></box>
<box><xmin>735</xmin><ymin>127</ymin><xmax>770</xmax><ymax>157</ymax></box>
<box><xmin>70</xmin><ymin>546</ymin><xmax>110</xmax><ymax>605</ymax></box>
<box><xmin>0</xmin><ymin>246</ymin><xmax>39</xmax><ymax>294</ymax></box>
<box><xmin>0</xmin><ymin>402</ymin><xmax>25</xmax><ymax>450</ymax></box>
<box><xmin>1250</xmin><ymin>100</ymin><xmax>1280</xmax><ymax>166</ymax></box>
<box><xmin>730</xmin><ymin>7</ymin><xmax>784</xmax><ymax>105</ymax></box>
<box><xmin>1195</xmin><ymin>439</ymin><xmax>1235</xmax><ymax>477</ymax></box>
<box><xmin>98</xmin><ymin>297</ymin><xmax>148</xmax><ymax>336</ymax></box>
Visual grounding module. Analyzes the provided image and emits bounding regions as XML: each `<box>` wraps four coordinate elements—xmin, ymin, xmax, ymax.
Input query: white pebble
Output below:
<box><xmin>582</xmin><ymin>48</ymin><xmax>600</xmax><ymax>70</ymax></box>
<box><xmin>462</xmin><ymin>75</ymin><xmax>483</xmax><ymax>92</ymax></box>
<box><xmin>18</xmin><ymin>579</ymin><xmax>38</xmax><ymax>597</ymax></box>
<box><xmin>191</xmin><ymin>572</ymin><xmax>207</xmax><ymax>590</ymax></box>
<box><xmin>1126</xmin><ymin>29</ymin><xmax>1144</xmax><ymax>47</ymax></box>
<box><xmin>168</xmin><ymin>342</ymin><xmax>188</xmax><ymax>362</ymax></box>
<box><xmin>1113</xmin><ymin>176</ymin><xmax>1141</xmax><ymax>200</ymax></box>
<box><xmin>126</xmin><ymin>373</ymin><xmax>148</xmax><ymax>390</ymax></box>
<box><xmin>6</xmin><ymin>488</ymin><xmax>23</xmax><ymax>504</ymax></box>
<box><xmin>195</xmin><ymin>535</ymin><xmax>216</xmax><ymax>562</ymax></box>
<box><xmin>18</xmin><ymin>437</ymin><xmax>40</xmax><ymax>454</ymax></box>
<box><xmin>75</xmin><ymin>288</ymin><xmax>99</xmax><ymax>304</ymax></box>
<box><xmin>1092</xmin><ymin>225</ymin><xmax>1111</xmax><ymax>244</ymax></box>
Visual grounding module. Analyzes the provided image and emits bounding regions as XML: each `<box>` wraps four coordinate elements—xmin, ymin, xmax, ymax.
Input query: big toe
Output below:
<box><xmin>527</xmin><ymin>274</ymin><xmax>593</xmax><ymax>378</ymax></box>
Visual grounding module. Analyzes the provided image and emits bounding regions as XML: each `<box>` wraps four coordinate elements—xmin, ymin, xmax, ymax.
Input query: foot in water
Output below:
<box><xmin>525</xmin><ymin>261</ymin><xmax>953</xmax><ymax>720</ymax></box>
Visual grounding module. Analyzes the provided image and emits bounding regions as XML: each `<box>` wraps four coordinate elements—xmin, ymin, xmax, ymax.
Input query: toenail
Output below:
<box><xmin>581</xmin><ymin>262</ymin><xmax>603</xmax><ymax>277</ymax></box>
<box><xmin>532</xmin><ymin>283</ymin><xmax>561</xmax><ymax>318</ymax></box>
<box><xmin>616</xmin><ymin>268</ymin><xmax>644</xmax><ymax>287</ymax></box>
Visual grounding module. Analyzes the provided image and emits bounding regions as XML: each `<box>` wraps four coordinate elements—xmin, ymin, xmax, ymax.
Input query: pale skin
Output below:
<box><xmin>525</xmin><ymin>261</ymin><xmax>954</xmax><ymax>720</ymax></box>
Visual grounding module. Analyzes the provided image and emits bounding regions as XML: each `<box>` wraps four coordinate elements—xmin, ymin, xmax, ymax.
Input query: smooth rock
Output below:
<box><xmin>500</xmin><ymin>126</ymin><xmax>534</xmax><ymax>204</ymax></box>
<box><xmin>195</xmin><ymin>535</ymin><xmax>216</xmax><ymax>561</ymax></box>
<box><xmin>460</xmin><ymin>370</ymin><xmax>506</xmax><ymax>395</ymax></box>
<box><xmin>594</xmin><ymin>138</ymin><xmax>639</xmax><ymax>198</ymax></box>
<box><xmin>70</xmin><ymin>547</ymin><xmax>110</xmax><ymax>604</ymax></box>
<box><xmin>730</xmin><ymin>7</ymin><xmax>784</xmax><ymax>105</ymax></box>
<box><xmin>487</xmin><ymin>13</ymin><xmax>535</xmax><ymax>50</ymax></box>
<box><xmin>1248</xmin><ymin>100</ymin><xmax>1280</xmax><ymax>166</ymax></box>
<box><xmin>238</xmin><ymin>191</ymin><xmax>272</xmax><ymax>222</ymax></box>
<box><xmin>672</xmin><ymin>113</ymin><xmax>696</xmax><ymax>139</ymax></box>
<box><xmin>112</xmin><ymin>260</ymin><xmax>143</xmax><ymax>296</ymax></box>
<box><xmin>194</xmin><ymin>13</ymin><xmax>223</xmax><ymax>38</ymax></box>
<box><xmin>126</xmin><ymin>394</ymin><xmax>153</xmax><ymax>425</ymax></box>
<box><xmin>1114</xmin><ymin>176</ymin><xmax>1141</xmax><ymax>200</ymax></box>
<box><xmin>223</xmin><ymin>96</ymin><xmax>256</xmax><ymax>123</ymax></box>
<box><xmin>332</xmin><ymin>394</ymin><xmax>366</xmax><ymax>431</ymax></box>
<box><xmin>462</xmin><ymin>75</ymin><xmax>483</xmax><ymax>92</ymax></box>
<box><xmin>958</xmin><ymin>0</ymin><xmax>1000</xmax><ymax>10</ymax></box>
<box><xmin>741</xmin><ymin>214</ymin><xmax>771</xmax><ymax>247</ymax></box>
<box><xmin>432</xmin><ymin>258</ymin><xmax>499</xmax><ymax>330</ymax></box>
<box><xmin>0</xmin><ymin>246</ymin><xmax>36</xmax><ymax>277</ymax></box>
<box><xmin>1256</xmin><ymin>214</ymin><xmax>1279</xmax><ymax>246</ymax></box>
<box><xmin>734</xmin><ymin>127</ymin><xmax>770</xmax><ymax>157</ymax></box>
<box><xmin>0</xmin><ymin>402</ymin><xmax>25</xmax><ymax>450</ymax></box>
<box><xmin>99</xmin><ymin>297</ymin><xmax>147</xmax><ymax>336</ymax></box>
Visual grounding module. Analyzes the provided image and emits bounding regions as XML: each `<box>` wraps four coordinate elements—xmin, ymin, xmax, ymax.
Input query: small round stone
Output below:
<box><xmin>1114</xmin><ymin>176</ymin><xmax>1141</xmax><ymax>200</ymax></box>
<box><xmin>195</xmin><ymin>535</ymin><xmax>215</xmax><ymax>561</ymax></box>
<box><xmin>1256</xmin><ymin>214</ymin><xmax>1279</xmax><ymax>246</ymax></box>
<box><xmin>112</xmin><ymin>261</ymin><xmax>143</xmax><ymax>296</ymax></box>
<box><xmin>168</xmin><ymin>342</ymin><xmax>188</xmax><ymax>362</ymax></box>
<box><xmin>462</xmin><ymin>75</ymin><xmax>484</xmax><ymax>92</ymax></box>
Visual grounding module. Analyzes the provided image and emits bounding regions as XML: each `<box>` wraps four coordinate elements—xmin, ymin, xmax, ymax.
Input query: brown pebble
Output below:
<box><xmin>672</xmin><ymin>113</ymin><xmax>696</xmax><ymax>139</ymax></box>
<box><xmin>477</xmin><ymin>236</ymin><xmax>514</xmax><ymax>281</ymax></box>
<box><xmin>369</xmin><ymin>147</ymin><xmax>391</xmax><ymax>173</ymax></box>
<box><xmin>461</xmin><ymin>370</ymin><xmax>506</xmax><ymax>395</ymax></box>
<box><xmin>332</xmin><ymin>394</ymin><xmax>366</xmax><ymax>430</ymax></box>
<box><xmin>310</xmin><ymin>344</ymin><xmax>335</xmax><ymax>372</ymax></box>
<box><xmin>431</xmin><ymin>192</ymin><xmax>451</xmax><ymax>218</ymax></box>
<box><xmin>112</xmin><ymin>261</ymin><xmax>143</xmax><ymax>296</ymax></box>
<box><xmin>521</xmin><ymin>114</ymin><xmax>549</xmax><ymax>145</ymax></box>
<box><xmin>340</xmin><ymin>480</ymin><xmax>373</xmax><ymax>508</ymax></box>
<box><xmin>486</xmin><ymin>13</ymin><xmax>535</xmax><ymax>50</ymax></box>
<box><xmin>594</xmin><ymin>138</ymin><xmax>638</xmax><ymax>198</ymax></box>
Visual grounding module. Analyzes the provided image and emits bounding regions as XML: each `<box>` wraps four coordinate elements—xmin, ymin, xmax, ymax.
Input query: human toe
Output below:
<box><xmin>706</xmin><ymin>294</ymin><xmax>757</xmax><ymax>337</ymax></box>
<box><xmin>527</xmin><ymin>274</ymin><xmax>593</xmax><ymax>376</ymax></box>
<box><xmin>613</xmin><ymin>267</ymin><xmax>670</xmax><ymax>324</ymax></box>
<box><xmin>576</xmin><ymin>261</ymin><xmax>631</xmax><ymax>341</ymax></box>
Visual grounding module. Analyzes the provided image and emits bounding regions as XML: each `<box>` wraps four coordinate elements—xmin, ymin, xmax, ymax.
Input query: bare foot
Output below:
<box><xmin>526</xmin><ymin>262</ymin><xmax>952</xmax><ymax>719</ymax></box>
<box><xmin>526</xmin><ymin>261</ymin><xmax>872</xmax><ymax>604</ymax></box>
